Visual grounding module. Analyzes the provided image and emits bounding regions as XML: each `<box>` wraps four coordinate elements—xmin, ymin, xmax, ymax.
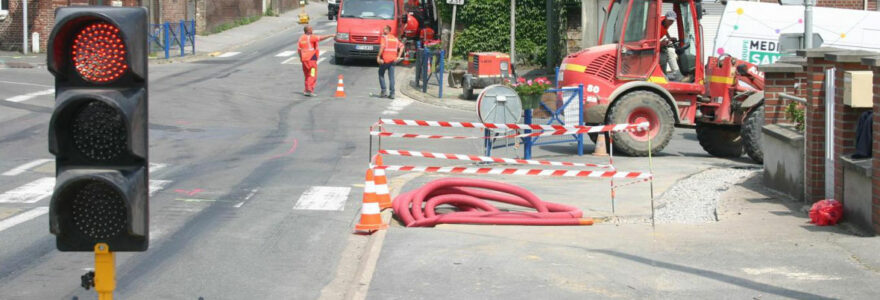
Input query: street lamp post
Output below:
<box><xmin>804</xmin><ymin>0</ymin><xmax>813</xmax><ymax>49</ymax></box>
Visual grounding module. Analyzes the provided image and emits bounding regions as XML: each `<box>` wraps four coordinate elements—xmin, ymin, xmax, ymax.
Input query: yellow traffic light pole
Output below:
<box><xmin>94</xmin><ymin>243</ymin><xmax>116</xmax><ymax>300</ymax></box>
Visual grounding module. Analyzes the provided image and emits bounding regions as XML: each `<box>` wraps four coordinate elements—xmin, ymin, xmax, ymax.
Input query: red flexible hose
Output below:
<box><xmin>392</xmin><ymin>178</ymin><xmax>594</xmax><ymax>227</ymax></box>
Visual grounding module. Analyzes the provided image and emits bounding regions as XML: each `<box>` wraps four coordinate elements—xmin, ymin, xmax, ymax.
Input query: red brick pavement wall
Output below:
<box><xmin>764</xmin><ymin>70</ymin><xmax>807</xmax><ymax>125</ymax></box>
<box><xmin>873</xmin><ymin>65</ymin><xmax>880</xmax><ymax>233</ymax></box>
<box><xmin>832</xmin><ymin>63</ymin><xmax>873</xmax><ymax>203</ymax></box>
<box><xmin>803</xmin><ymin>56</ymin><xmax>835</xmax><ymax>203</ymax></box>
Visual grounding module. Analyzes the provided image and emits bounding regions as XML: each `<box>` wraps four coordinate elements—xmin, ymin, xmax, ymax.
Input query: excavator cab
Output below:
<box><xmin>604</xmin><ymin>0</ymin><xmax>704</xmax><ymax>85</ymax></box>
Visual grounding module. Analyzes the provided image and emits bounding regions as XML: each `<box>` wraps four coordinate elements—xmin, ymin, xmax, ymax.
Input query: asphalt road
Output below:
<box><xmin>0</xmin><ymin>16</ymin><xmax>746</xmax><ymax>299</ymax></box>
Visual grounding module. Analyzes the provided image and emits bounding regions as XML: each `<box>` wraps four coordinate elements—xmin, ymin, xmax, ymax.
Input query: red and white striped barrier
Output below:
<box><xmin>370</xmin><ymin>125</ymin><xmax>646</xmax><ymax>140</ymax></box>
<box><xmin>370</xmin><ymin>164</ymin><xmax>652</xmax><ymax>179</ymax></box>
<box><xmin>378</xmin><ymin>118</ymin><xmax>649</xmax><ymax>133</ymax></box>
<box><xmin>378</xmin><ymin>149</ymin><xmax>613</xmax><ymax>169</ymax></box>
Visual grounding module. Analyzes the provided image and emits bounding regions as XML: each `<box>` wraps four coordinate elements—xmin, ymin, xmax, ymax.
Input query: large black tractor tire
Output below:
<box><xmin>696</xmin><ymin>123</ymin><xmax>744</xmax><ymax>158</ymax></box>
<box><xmin>334</xmin><ymin>55</ymin><xmax>344</xmax><ymax>65</ymax></box>
<box><xmin>606</xmin><ymin>91</ymin><xmax>675</xmax><ymax>156</ymax></box>
<box><xmin>742</xmin><ymin>104</ymin><xmax>764</xmax><ymax>163</ymax></box>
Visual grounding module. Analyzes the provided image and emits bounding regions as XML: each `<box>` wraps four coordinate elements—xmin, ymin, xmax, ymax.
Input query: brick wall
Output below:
<box><xmin>204</xmin><ymin>0</ymin><xmax>262</xmax><ymax>34</ymax></box>
<box><xmin>829</xmin><ymin>60</ymin><xmax>872</xmax><ymax>202</ymax></box>
<box><xmin>761</xmin><ymin>65</ymin><xmax>806</xmax><ymax>125</ymax></box>
<box><xmin>161</xmin><ymin>0</ymin><xmax>187</xmax><ymax>23</ymax></box>
<box><xmin>1</xmin><ymin>0</ymin><xmax>138</xmax><ymax>52</ymax></box>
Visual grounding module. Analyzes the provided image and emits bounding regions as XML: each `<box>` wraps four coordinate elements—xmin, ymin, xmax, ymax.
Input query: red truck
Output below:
<box><xmin>333</xmin><ymin>0</ymin><xmax>406</xmax><ymax>64</ymax></box>
<box><xmin>334</xmin><ymin>0</ymin><xmax>438</xmax><ymax>64</ymax></box>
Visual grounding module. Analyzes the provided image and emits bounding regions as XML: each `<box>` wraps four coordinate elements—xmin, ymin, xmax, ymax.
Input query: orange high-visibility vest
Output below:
<box><xmin>380</xmin><ymin>35</ymin><xmax>400</xmax><ymax>64</ymax></box>
<box><xmin>298</xmin><ymin>34</ymin><xmax>318</xmax><ymax>61</ymax></box>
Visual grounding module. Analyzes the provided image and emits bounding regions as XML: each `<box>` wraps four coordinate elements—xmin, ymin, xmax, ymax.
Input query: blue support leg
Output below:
<box><xmin>179</xmin><ymin>21</ymin><xmax>186</xmax><ymax>57</ymax></box>
<box><xmin>524</xmin><ymin>109</ymin><xmax>533</xmax><ymax>159</ymax></box>
<box><xmin>163</xmin><ymin>22</ymin><xmax>170</xmax><ymax>59</ymax></box>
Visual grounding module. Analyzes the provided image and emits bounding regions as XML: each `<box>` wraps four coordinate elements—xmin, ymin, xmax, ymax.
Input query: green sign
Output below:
<box><xmin>747</xmin><ymin>51</ymin><xmax>781</xmax><ymax>64</ymax></box>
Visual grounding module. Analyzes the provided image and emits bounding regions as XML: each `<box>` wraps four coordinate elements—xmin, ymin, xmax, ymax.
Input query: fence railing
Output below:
<box><xmin>149</xmin><ymin>20</ymin><xmax>196</xmax><ymax>59</ymax></box>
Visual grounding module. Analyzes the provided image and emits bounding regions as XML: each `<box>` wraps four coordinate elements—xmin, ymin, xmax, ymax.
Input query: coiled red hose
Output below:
<box><xmin>392</xmin><ymin>178</ymin><xmax>593</xmax><ymax>227</ymax></box>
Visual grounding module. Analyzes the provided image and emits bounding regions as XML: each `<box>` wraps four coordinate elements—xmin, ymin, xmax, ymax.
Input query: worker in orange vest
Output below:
<box><xmin>298</xmin><ymin>25</ymin><xmax>335</xmax><ymax>97</ymax></box>
<box><xmin>376</xmin><ymin>25</ymin><xmax>404</xmax><ymax>99</ymax></box>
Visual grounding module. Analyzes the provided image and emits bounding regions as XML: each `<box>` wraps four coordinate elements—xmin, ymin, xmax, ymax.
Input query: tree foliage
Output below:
<box><xmin>439</xmin><ymin>0</ymin><xmax>582</xmax><ymax>67</ymax></box>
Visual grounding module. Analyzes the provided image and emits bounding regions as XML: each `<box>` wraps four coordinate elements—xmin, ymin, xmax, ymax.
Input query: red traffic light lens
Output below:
<box><xmin>72</xmin><ymin>22</ymin><xmax>128</xmax><ymax>83</ymax></box>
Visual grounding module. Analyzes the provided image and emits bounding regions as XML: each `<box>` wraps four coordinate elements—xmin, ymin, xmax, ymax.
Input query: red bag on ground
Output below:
<box><xmin>809</xmin><ymin>199</ymin><xmax>843</xmax><ymax>226</ymax></box>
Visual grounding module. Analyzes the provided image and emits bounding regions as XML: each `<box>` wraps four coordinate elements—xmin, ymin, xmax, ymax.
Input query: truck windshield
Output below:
<box><xmin>340</xmin><ymin>0</ymin><xmax>395</xmax><ymax>20</ymax></box>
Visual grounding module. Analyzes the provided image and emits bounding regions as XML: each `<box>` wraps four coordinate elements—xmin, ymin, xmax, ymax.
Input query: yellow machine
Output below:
<box><xmin>298</xmin><ymin>1</ymin><xmax>309</xmax><ymax>24</ymax></box>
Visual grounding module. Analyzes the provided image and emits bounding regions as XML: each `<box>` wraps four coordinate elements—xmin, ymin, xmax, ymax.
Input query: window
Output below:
<box><xmin>341</xmin><ymin>0</ymin><xmax>395</xmax><ymax>20</ymax></box>
<box><xmin>601</xmin><ymin>0</ymin><xmax>627</xmax><ymax>44</ymax></box>
<box><xmin>623</xmin><ymin>0</ymin><xmax>653</xmax><ymax>43</ymax></box>
<box><xmin>0</xmin><ymin>0</ymin><xmax>8</xmax><ymax>20</ymax></box>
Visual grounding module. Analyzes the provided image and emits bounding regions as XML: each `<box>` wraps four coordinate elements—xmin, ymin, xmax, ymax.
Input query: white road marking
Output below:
<box><xmin>293</xmin><ymin>186</ymin><xmax>350</xmax><ymax>211</ymax></box>
<box><xmin>217</xmin><ymin>52</ymin><xmax>241</xmax><ymax>58</ymax></box>
<box><xmin>149</xmin><ymin>180</ymin><xmax>172</xmax><ymax>196</ymax></box>
<box><xmin>0</xmin><ymin>177</ymin><xmax>55</xmax><ymax>203</ymax></box>
<box><xmin>0</xmin><ymin>207</ymin><xmax>49</xmax><ymax>232</ymax></box>
<box><xmin>2</xmin><ymin>159</ymin><xmax>53</xmax><ymax>176</ymax></box>
<box><xmin>0</xmin><ymin>80</ymin><xmax>52</xmax><ymax>87</ymax></box>
<box><xmin>381</xmin><ymin>97</ymin><xmax>413</xmax><ymax>115</ymax></box>
<box><xmin>234</xmin><ymin>188</ymin><xmax>259</xmax><ymax>208</ymax></box>
<box><xmin>149</xmin><ymin>163</ymin><xmax>168</xmax><ymax>174</ymax></box>
<box><xmin>276</xmin><ymin>50</ymin><xmax>297</xmax><ymax>57</ymax></box>
<box><xmin>282</xmin><ymin>51</ymin><xmax>329</xmax><ymax>65</ymax></box>
<box><xmin>5</xmin><ymin>89</ymin><xmax>54</xmax><ymax>103</ymax></box>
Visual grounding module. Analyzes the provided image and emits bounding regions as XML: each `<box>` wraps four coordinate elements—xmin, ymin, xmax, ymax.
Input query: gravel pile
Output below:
<box><xmin>654</xmin><ymin>167</ymin><xmax>758</xmax><ymax>224</ymax></box>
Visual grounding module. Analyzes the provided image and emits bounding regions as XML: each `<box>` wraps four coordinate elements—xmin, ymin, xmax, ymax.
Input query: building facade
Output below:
<box><xmin>0</xmin><ymin>0</ymin><xmax>300</xmax><ymax>53</ymax></box>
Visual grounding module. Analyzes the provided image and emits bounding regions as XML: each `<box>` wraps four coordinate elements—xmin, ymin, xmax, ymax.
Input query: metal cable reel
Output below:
<box><xmin>476</xmin><ymin>85</ymin><xmax>523</xmax><ymax>157</ymax></box>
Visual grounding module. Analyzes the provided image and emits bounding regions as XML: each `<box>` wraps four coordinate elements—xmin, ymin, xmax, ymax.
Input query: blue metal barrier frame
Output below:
<box><xmin>419</xmin><ymin>48</ymin><xmax>444</xmax><ymax>98</ymax></box>
<box><xmin>522</xmin><ymin>84</ymin><xmax>585</xmax><ymax>159</ymax></box>
<box><xmin>149</xmin><ymin>21</ymin><xmax>196</xmax><ymax>59</ymax></box>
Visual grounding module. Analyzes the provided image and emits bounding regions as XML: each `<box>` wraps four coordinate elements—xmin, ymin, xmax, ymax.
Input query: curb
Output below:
<box><xmin>399</xmin><ymin>68</ymin><xmax>475</xmax><ymax>112</ymax></box>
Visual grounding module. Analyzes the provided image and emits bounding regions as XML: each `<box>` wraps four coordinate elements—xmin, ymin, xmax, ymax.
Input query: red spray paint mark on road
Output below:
<box><xmin>271</xmin><ymin>138</ymin><xmax>299</xmax><ymax>159</ymax></box>
<box><xmin>174</xmin><ymin>188</ymin><xmax>203</xmax><ymax>196</ymax></box>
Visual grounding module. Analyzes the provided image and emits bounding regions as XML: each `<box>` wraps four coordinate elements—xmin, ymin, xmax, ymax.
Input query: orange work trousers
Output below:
<box><xmin>302</xmin><ymin>60</ymin><xmax>318</xmax><ymax>93</ymax></box>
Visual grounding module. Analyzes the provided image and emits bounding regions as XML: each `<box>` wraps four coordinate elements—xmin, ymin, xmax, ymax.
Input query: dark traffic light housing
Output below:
<box><xmin>47</xmin><ymin>7</ymin><xmax>149</xmax><ymax>252</ymax></box>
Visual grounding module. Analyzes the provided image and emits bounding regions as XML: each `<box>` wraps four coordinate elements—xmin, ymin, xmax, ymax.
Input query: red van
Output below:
<box><xmin>333</xmin><ymin>0</ymin><xmax>406</xmax><ymax>64</ymax></box>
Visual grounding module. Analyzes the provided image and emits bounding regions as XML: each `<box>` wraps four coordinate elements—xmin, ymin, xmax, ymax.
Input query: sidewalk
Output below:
<box><xmin>0</xmin><ymin>51</ymin><xmax>45</xmax><ymax>69</ymax></box>
<box><xmin>368</xmin><ymin>170</ymin><xmax>880</xmax><ymax>299</ymax></box>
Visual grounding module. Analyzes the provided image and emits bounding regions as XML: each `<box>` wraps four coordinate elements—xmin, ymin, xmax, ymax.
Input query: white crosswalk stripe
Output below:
<box><xmin>4</xmin><ymin>89</ymin><xmax>55</xmax><ymax>103</ymax></box>
<box><xmin>2</xmin><ymin>159</ymin><xmax>53</xmax><ymax>176</ymax></box>
<box><xmin>276</xmin><ymin>50</ymin><xmax>296</xmax><ymax>57</ymax></box>
<box><xmin>0</xmin><ymin>177</ymin><xmax>55</xmax><ymax>204</ymax></box>
<box><xmin>0</xmin><ymin>207</ymin><xmax>49</xmax><ymax>233</ymax></box>
<box><xmin>293</xmin><ymin>186</ymin><xmax>350</xmax><ymax>211</ymax></box>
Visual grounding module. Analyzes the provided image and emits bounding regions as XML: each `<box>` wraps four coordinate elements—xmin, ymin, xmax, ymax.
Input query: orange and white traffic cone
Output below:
<box><xmin>373</xmin><ymin>156</ymin><xmax>392</xmax><ymax>210</ymax></box>
<box><xmin>335</xmin><ymin>75</ymin><xmax>347</xmax><ymax>98</ymax></box>
<box><xmin>593</xmin><ymin>134</ymin><xmax>609</xmax><ymax>156</ymax></box>
<box><xmin>354</xmin><ymin>169</ymin><xmax>388</xmax><ymax>232</ymax></box>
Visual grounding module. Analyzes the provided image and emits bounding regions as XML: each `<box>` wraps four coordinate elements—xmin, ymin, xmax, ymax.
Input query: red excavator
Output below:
<box><xmin>559</xmin><ymin>0</ymin><xmax>765</xmax><ymax>162</ymax></box>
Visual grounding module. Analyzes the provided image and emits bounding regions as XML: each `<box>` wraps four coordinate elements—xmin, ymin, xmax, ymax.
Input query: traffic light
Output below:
<box><xmin>47</xmin><ymin>7</ymin><xmax>149</xmax><ymax>252</ymax></box>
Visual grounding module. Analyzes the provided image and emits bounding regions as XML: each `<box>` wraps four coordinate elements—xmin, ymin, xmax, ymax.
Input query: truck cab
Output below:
<box><xmin>334</xmin><ymin>0</ymin><xmax>406</xmax><ymax>64</ymax></box>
